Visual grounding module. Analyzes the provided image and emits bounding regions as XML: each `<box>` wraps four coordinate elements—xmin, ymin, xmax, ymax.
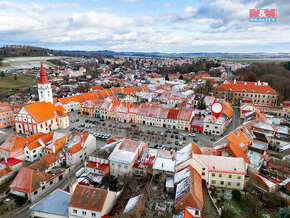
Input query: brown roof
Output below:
<box><xmin>69</xmin><ymin>184</ymin><xmax>108</xmax><ymax>212</ymax></box>
<box><xmin>175</xmin><ymin>166</ymin><xmax>203</xmax><ymax>211</ymax></box>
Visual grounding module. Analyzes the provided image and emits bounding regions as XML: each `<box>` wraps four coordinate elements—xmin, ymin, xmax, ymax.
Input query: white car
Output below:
<box><xmin>188</xmin><ymin>133</ymin><xmax>196</xmax><ymax>137</ymax></box>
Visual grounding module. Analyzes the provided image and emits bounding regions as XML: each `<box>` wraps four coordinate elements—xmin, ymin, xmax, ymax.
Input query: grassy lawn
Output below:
<box><xmin>0</xmin><ymin>74</ymin><xmax>36</xmax><ymax>89</ymax></box>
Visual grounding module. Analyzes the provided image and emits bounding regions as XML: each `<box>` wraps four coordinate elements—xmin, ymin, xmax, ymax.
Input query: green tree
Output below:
<box><xmin>13</xmin><ymin>74</ymin><xmax>17</xmax><ymax>80</ymax></box>
<box><xmin>276</xmin><ymin>207</ymin><xmax>290</xmax><ymax>218</ymax></box>
<box><xmin>0</xmin><ymin>71</ymin><xmax>5</xmax><ymax>77</ymax></box>
<box><xmin>232</xmin><ymin>189</ymin><xmax>242</xmax><ymax>201</ymax></box>
<box><xmin>197</xmin><ymin>98</ymin><xmax>206</xmax><ymax>110</ymax></box>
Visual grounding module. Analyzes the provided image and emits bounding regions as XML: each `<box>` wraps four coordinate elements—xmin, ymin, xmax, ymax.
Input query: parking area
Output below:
<box><xmin>62</xmin><ymin>112</ymin><xmax>221</xmax><ymax>151</ymax></box>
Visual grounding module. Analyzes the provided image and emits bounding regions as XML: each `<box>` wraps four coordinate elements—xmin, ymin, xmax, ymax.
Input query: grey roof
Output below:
<box><xmin>30</xmin><ymin>189</ymin><xmax>71</xmax><ymax>217</ymax></box>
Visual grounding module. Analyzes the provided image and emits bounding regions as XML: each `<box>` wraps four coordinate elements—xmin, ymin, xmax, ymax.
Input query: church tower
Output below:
<box><xmin>38</xmin><ymin>62</ymin><xmax>53</xmax><ymax>104</ymax></box>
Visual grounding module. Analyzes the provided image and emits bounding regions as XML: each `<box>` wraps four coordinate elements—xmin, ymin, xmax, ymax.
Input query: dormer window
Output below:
<box><xmin>242</xmin><ymin>89</ymin><xmax>245</xmax><ymax>92</ymax></box>
<box><xmin>250</xmin><ymin>90</ymin><xmax>254</xmax><ymax>93</ymax></box>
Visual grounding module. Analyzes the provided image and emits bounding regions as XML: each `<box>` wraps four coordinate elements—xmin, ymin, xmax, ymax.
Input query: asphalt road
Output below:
<box><xmin>1</xmin><ymin>108</ymin><xmax>242</xmax><ymax>217</ymax></box>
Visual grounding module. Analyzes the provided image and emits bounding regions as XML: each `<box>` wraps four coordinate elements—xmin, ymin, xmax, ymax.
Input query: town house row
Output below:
<box><xmin>81</xmin><ymin>100</ymin><xmax>195</xmax><ymax>131</ymax></box>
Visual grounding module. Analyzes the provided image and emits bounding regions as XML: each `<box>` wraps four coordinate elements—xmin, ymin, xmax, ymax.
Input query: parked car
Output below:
<box><xmin>193</xmin><ymin>138</ymin><xmax>198</xmax><ymax>142</ymax></box>
<box><xmin>168</xmin><ymin>146</ymin><xmax>173</xmax><ymax>150</ymax></box>
<box><xmin>100</xmin><ymin>119</ymin><xmax>105</xmax><ymax>121</ymax></box>
<box><xmin>171</xmin><ymin>134</ymin><xmax>174</xmax><ymax>138</ymax></box>
<box><xmin>211</xmin><ymin>138</ymin><xmax>217</xmax><ymax>141</ymax></box>
<box><xmin>174</xmin><ymin>147</ymin><xmax>178</xmax><ymax>151</ymax></box>
<box><xmin>175</xmin><ymin>135</ymin><xmax>179</xmax><ymax>139</ymax></box>
<box><xmin>188</xmin><ymin>133</ymin><xmax>196</xmax><ymax>137</ymax></box>
<box><xmin>165</xmin><ymin>129</ymin><xmax>172</xmax><ymax>133</ymax></box>
<box><xmin>131</xmin><ymin>124</ymin><xmax>137</xmax><ymax>127</ymax></box>
<box><xmin>85</xmin><ymin>120</ymin><xmax>89</xmax><ymax>123</ymax></box>
<box><xmin>179</xmin><ymin>141</ymin><xmax>183</xmax><ymax>146</ymax></box>
<box><xmin>173</xmin><ymin>131</ymin><xmax>179</xmax><ymax>134</ymax></box>
<box><xmin>154</xmin><ymin>144</ymin><xmax>159</xmax><ymax>148</ymax></box>
<box><xmin>175</xmin><ymin>141</ymin><xmax>178</xmax><ymax>145</ymax></box>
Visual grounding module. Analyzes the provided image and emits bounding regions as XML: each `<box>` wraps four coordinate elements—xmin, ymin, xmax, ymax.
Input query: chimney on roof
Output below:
<box><xmin>4</xmin><ymin>157</ymin><xmax>7</xmax><ymax>163</ymax></box>
<box><xmin>244</xmin><ymin>82</ymin><xmax>247</xmax><ymax>85</ymax></box>
<box><xmin>162</xmin><ymin>163</ymin><xmax>164</xmax><ymax>167</ymax></box>
<box><xmin>258</xmin><ymin>81</ymin><xmax>261</xmax><ymax>86</ymax></box>
<box><xmin>234</xmin><ymin>79</ymin><xmax>236</xmax><ymax>84</ymax></box>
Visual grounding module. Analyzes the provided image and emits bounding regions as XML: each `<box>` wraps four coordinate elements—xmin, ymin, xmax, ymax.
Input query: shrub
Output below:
<box><xmin>232</xmin><ymin>189</ymin><xmax>242</xmax><ymax>201</ymax></box>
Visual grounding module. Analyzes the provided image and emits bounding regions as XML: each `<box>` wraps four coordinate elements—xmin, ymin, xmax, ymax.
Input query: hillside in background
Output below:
<box><xmin>0</xmin><ymin>45</ymin><xmax>62</xmax><ymax>57</ymax></box>
<box><xmin>236</xmin><ymin>62</ymin><xmax>290</xmax><ymax>101</ymax></box>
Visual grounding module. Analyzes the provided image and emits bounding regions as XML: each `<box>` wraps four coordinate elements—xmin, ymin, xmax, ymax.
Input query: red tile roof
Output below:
<box><xmin>1</xmin><ymin>157</ymin><xmax>22</xmax><ymax>166</ymax></box>
<box><xmin>216</xmin><ymin>80</ymin><xmax>277</xmax><ymax>94</ymax></box>
<box><xmin>69</xmin><ymin>184</ymin><xmax>108</xmax><ymax>212</ymax></box>
<box><xmin>10</xmin><ymin>167</ymin><xmax>54</xmax><ymax>194</ymax></box>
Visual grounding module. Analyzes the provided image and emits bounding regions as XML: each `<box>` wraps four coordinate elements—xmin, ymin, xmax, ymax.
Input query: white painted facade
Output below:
<box><xmin>38</xmin><ymin>83</ymin><xmax>53</xmax><ymax>104</ymax></box>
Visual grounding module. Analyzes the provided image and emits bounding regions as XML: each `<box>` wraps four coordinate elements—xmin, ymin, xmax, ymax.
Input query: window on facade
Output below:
<box><xmin>229</xmin><ymin>175</ymin><xmax>232</xmax><ymax>178</ymax></box>
<box><xmin>237</xmin><ymin>182</ymin><xmax>240</xmax><ymax>186</ymax></box>
<box><xmin>34</xmin><ymin>190</ymin><xmax>38</xmax><ymax>195</ymax></box>
<box><xmin>202</xmin><ymin>168</ymin><xmax>205</xmax><ymax>171</ymax></box>
<box><xmin>50</xmin><ymin>181</ymin><xmax>53</xmax><ymax>185</ymax></box>
<box><xmin>82</xmin><ymin>211</ymin><xmax>86</xmax><ymax>215</ymax></box>
<box><xmin>202</xmin><ymin>172</ymin><xmax>205</xmax><ymax>176</ymax></box>
<box><xmin>124</xmin><ymin>165</ymin><xmax>128</xmax><ymax>169</ymax></box>
<box><xmin>220</xmin><ymin>181</ymin><xmax>224</xmax><ymax>185</ymax></box>
<box><xmin>26</xmin><ymin>156</ymin><xmax>29</xmax><ymax>159</ymax></box>
<box><xmin>219</xmin><ymin>174</ymin><xmax>222</xmax><ymax>177</ymax></box>
<box><xmin>73</xmin><ymin>209</ymin><xmax>77</xmax><ymax>214</ymax></box>
<box><xmin>238</xmin><ymin>176</ymin><xmax>241</xmax><ymax>179</ymax></box>
<box><xmin>118</xmin><ymin>164</ymin><xmax>121</xmax><ymax>168</ymax></box>
<box><xmin>212</xmin><ymin>173</ymin><xmax>215</xmax><ymax>177</ymax></box>
<box><xmin>211</xmin><ymin>180</ymin><xmax>216</xmax><ymax>184</ymax></box>
<box><xmin>33</xmin><ymin>154</ymin><xmax>37</xmax><ymax>158</ymax></box>
<box><xmin>228</xmin><ymin>182</ymin><xmax>231</xmax><ymax>186</ymax></box>
<box><xmin>42</xmin><ymin>186</ymin><xmax>45</xmax><ymax>190</ymax></box>
<box><xmin>33</xmin><ymin>150</ymin><xmax>36</xmax><ymax>153</ymax></box>
<box><xmin>92</xmin><ymin>212</ymin><xmax>96</xmax><ymax>217</ymax></box>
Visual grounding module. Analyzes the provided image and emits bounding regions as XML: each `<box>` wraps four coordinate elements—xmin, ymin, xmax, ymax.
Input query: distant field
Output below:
<box><xmin>0</xmin><ymin>74</ymin><xmax>36</xmax><ymax>89</ymax></box>
<box><xmin>0</xmin><ymin>56</ymin><xmax>68</xmax><ymax>70</ymax></box>
<box><xmin>223</xmin><ymin>58</ymin><xmax>290</xmax><ymax>63</ymax></box>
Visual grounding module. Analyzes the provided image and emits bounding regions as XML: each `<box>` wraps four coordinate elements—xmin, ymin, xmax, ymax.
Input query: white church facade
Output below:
<box><xmin>14</xmin><ymin>63</ymin><xmax>69</xmax><ymax>135</ymax></box>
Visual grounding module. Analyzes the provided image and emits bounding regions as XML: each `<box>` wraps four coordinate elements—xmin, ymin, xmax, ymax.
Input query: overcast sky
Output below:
<box><xmin>0</xmin><ymin>0</ymin><xmax>289</xmax><ymax>53</ymax></box>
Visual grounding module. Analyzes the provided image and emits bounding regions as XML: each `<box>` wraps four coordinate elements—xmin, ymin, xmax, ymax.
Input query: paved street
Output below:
<box><xmin>64</xmin><ymin>108</ymin><xmax>242</xmax><ymax>150</ymax></box>
<box><xmin>0</xmin><ymin>108</ymin><xmax>242</xmax><ymax>217</ymax></box>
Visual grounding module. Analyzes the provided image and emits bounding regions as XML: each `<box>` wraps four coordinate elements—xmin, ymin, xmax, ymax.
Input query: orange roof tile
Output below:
<box><xmin>0</xmin><ymin>166</ymin><xmax>12</xmax><ymax>177</ymax></box>
<box><xmin>0</xmin><ymin>135</ymin><xmax>26</xmax><ymax>152</ymax></box>
<box><xmin>66</xmin><ymin>143</ymin><xmax>82</xmax><ymax>154</ymax></box>
<box><xmin>26</xmin><ymin>141</ymin><xmax>41</xmax><ymax>151</ymax></box>
<box><xmin>58</xmin><ymin>95</ymin><xmax>85</xmax><ymax>105</ymax></box>
<box><xmin>24</xmin><ymin>102</ymin><xmax>57</xmax><ymax>123</ymax></box>
<box><xmin>216</xmin><ymin>81</ymin><xmax>277</xmax><ymax>94</ymax></box>
<box><xmin>42</xmin><ymin>152</ymin><xmax>60</xmax><ymax>165</ymax></box>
